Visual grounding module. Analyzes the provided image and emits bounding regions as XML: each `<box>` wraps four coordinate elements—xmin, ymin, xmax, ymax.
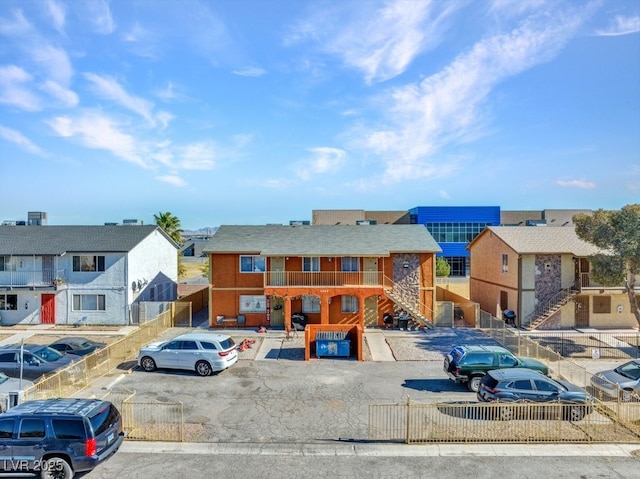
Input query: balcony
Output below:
<box><xmin>265</xmin><ymin>271</ymin><xmax>386</xmax><ymax>287</ymax></box>
<box><xmin>0</xmin><ymin>269</ymin><xmax>66</xmax><ymax>288</ymax></box>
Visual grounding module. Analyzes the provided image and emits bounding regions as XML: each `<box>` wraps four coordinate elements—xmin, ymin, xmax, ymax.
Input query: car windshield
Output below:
<box><xmin>32</xmin><ymin>346</ymin><xmax>64</xmax><ymax>362</ymax></box>
<box><xmin>615</xmin><ymin>362</ymin><xmax>640</xmax><ymax>380</ymax></box>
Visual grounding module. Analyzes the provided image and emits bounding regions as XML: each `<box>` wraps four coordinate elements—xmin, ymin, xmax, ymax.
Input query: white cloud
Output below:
<box><xmin>177</xmin><ymin>142</ymin><xmax>217</xmax><ymax>170</ymax></box>
<box><xmin>0</xmin><ymin>65</ymin><xmax>41</xmax><ymax>111</ymax></box>
<box><xmin>296</xmin><ymin>147</ymin><xmax>346</xmax><ymax>180</ymax></box>
<box><xmin>596</xmin><ymin>15</ymin><xmax>640</xmax><ymax>36</ymax></box>
<box><xmin>0</xmin><ymin>125</ymin><xmax>46</xmax><ymax>156</ymax></box>
<box><xmin>555</xmin><ymin>179</ymin><xmax>596</xmax><ymax>189</ymax></box>
<box><xmin>47</xmin><ymin>111</ymin><xmax>149</xmax><ymax>168</ymax></box>
<box><xmin>357</xmin><ymin>4</ymin><xmax>593</xmax><ymax>183</ymax></box>
<box><xmin>84</xmin><ymin>0</ymin><xmax>115</xmax><ymax>34</ymax></box>
<box><xmin>232</xmin><ymin>67</ymin><xmax>266</xmax><ymax>77</ymax></box>
<box><xmin>41</xmin><ymin>80</ymin><xmax>78</xmax><ymax>107</ymax></box>
<box><xmin>46</xmin><ymin>0</ymin><xmax>66</xmax><ymax>35</ymax></box>
<box><xmin>156</xmin><ymin>175</ymin><xmax>187</xmax><ymax>187</ymax></box>
<box><xmin>286</xmin><ymin>0</ymin><xmax>459</xmax><ymax>84</ymax></box>
<box><xmin>83</xmin><ymin>73</ymin><xmax>161</xmax><ymax>126</ymax></box>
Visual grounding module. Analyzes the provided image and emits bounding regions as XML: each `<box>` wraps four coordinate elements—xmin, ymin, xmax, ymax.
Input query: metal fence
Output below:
<box><xmin>369</xmin><ymin>397</ymin><xmax>640</xmax><ymax>444</ymax></box>
<box><xmin>101</xmin><ymin>389</ymin><xmax>184</xmax><ymax>442</ymax></box>
<box><xmin>23</xmin><ymin>307</ymin><xmax>176</xmax><ymax>401</ymax></box>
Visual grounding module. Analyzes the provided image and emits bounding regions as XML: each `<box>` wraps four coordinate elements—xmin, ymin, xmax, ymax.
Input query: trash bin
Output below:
<box><xmin>503</xmin><ymin>310</ymin><xmax>516</xmax><ymax>325</ymax></box>
<box><xmin>397</xmin><ymin>312</ymin><xmax>409</xmax><ymax>330</ymax></box>
<box><xmin>316</xmin><ymin>331</ymin><xmax>351</xmax><ymax>357</ymax></box>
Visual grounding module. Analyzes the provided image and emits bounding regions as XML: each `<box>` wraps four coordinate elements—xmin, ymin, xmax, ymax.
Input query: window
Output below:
<box><xmin>303</xmin><ymin>257</ymin><xmax>320</xmax><ymax>272</ymax></box>
<box><xmin>200</xmin><ymin>342</ymin><xmax>218</xmax><ymax>350</ymax></box>
<box><xmin>72</xmin><ymin>294</ymin><xmax>106</xmax><ymax>311</ymax></box>
<box><xmin>425</xmin><ymin>222</ymin><xmax>491</xmax><ymax>243</ymax></box>
<box><xmin>593</xmin><ymin>296</ymin><xmax>611</xmax><ymax>314</ymax></box>
<box><xmin>239</xmin><ymin>295</ymin><xmax>266</xmax><ymax>313</ymax></box>
<box><xmin>302</xmin><ymin>295</ymin><xmax>320</xmax><ymax>313</ymax></box>
<box><xmin>89</xmin><ymin>404</ymin><xmax>120</xmax><ymax>436</ymax></box>
<box><xmin>499</xmin><ymin>353</ymin><xmax>518</xmax><ymax>367</ymax></box>
<box><xmin>341</xmin><ymin>257</ymin><xmax>359</xmax><ymax>272</ymax></box>
<box><xmin>341</xmin><ymin>295</ymin><xmax>358</xmax><ymax>313</ymax></box>
<box><xmin>19</xmin><ymin>418</ymin><xmax>46</xmax><ymax>439</ymax></box>
<box><xmin>513</xmin><ymin>380</ymin><xmax>532</xmax><ymax>390</ymax></box>
<box><xmin>52</xmin><ymin>419</ymin><xmax>86</xmax><ymax>440</ymax></box>
<box><xmin>534</xmin><ymin>379</ymin><xmax>559</xmax><ymax>393</ymax></box>
<box><xmin>0</xmin><ymin>352</ymin><xmax>17</xmax><ymax>363</ymax></box>
<box><xmin>178</xmin><ymin>341</ymin><xmax>198</xmax><ymax>350</ymax></box>
<box><xmin>0</xmin><ymin>256</ymin><xmax>15</xmax><ymax>271</ymax></box>
<box><xmin>0</xmin><ymin>419</ymin><xmax>14</xmax><ymax>439</ymax></box>
<box><xmin>240</xmin><ymin>255</ymin><xmax>266</xmax><ymax>272</ymax></box>
<box><xmin>73</xmin><ymin>255</ymin><xmax>105</xmax><ymax>272</ymax></box>
<box><xmin>0</xmin><ymin>294</ymin><xmax>17</xmax><ymax>310</ymax></box>
<box><xmin>501</xmin><ymin>254</ymin><xmax>508</xmax><ymax>273</ymax></box>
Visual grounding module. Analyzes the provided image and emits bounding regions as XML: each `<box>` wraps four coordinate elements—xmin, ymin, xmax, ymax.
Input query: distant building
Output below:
<box><xmin>312</xmin><ymin>209</ymin><xmax>410</xmax><ymax>225</ymax></box>
<box><xmin>501</xmin><ymin>209</ymin><xmax>592</xmax><ymax>226</ymax></box>
<box><xmin>409</xmin><ymin>206</ymin><xmax>501</xmax><ymax>277</ymax></box>
<box><xmin>27</xmin><ymin>211</ymin><xmax>47</xmax><ymax>226</ymax></box>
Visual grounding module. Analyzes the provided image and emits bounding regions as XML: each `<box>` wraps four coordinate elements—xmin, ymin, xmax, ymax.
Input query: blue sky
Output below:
<box><xmin>0</xmin><ymin>0</ymin><xmax>638</xmax><ymax>230</ymax></box>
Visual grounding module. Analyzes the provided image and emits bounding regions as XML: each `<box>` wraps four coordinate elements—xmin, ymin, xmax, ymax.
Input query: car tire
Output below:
<box><xmin>41</xmin><ymin>456</ymin><xmax>73</xmax><ymax>479</ymax></box>
<box><xmin>195</xmin><ymin>360</ymin><xmax>212</xmax><ymax>377</ymax></box>
<box><xmin>621</xmin><ymin>389</ymin><xmax>635</xmax><ymax>402</ymax></box>
<box><xmin>499</xmin><ymin>405</ymin><xmax>514</xmax><ymax>421</ymax></box>
<box><xmin>140</xmin><ymin>356</ymin><xmax>157</xmax><ymax>372</ymax></box>
<box><xmin>564</xmin><ymin>405</ymin><xmax>585</xmax><ymax>422</ymax></box>
<box><xmin>467</xmin><ymin>376</ymin><xmax>483</xmax><ymax>392</ymax></box>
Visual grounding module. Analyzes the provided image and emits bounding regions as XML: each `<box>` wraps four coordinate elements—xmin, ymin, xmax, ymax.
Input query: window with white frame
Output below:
<box><xmin>72</xmin><ymin>294</ymin><xmax>105</xmax><ymax>311</ymax></box>
<box><xmin>303</xmin><ymin>257</ymin><xmax>320</xmax><ymax>272</ymax></box>
<box><xmin>341</xmin><ymin>257</ymin><xmax>359</xmax><ymax>272</ymax></box>
<box><xmin>501</xmin><ymin>254</ymin><xmax>508</xmax><ymax>273</ymax></box>
<box><xmin>302</xmin><ymin>295</ymin><xmax>320</xmax><ymax>313</ymax></box>
<box><xmin>341</xmin><ymin>295</ymin><xmax>358</xmax><ymax>313</ymax></box>
<box><xmin>73</xmin><ymin>255</ymin><xmax>105</xmax><ymax>272</ymax></box>
<box><xmin>240</xmin><ymin>255</ymin><xmax>266</xmax><ymax>272</ymax></box>
<box><xmin>240</xmin><ymin>295</ymin><xmax>266</xmax><ymax>313</ymax></box>
<box><xmin>0</xmin><ymin>294</ymin><xmax>17</xmax><ymax>310</ymax></box>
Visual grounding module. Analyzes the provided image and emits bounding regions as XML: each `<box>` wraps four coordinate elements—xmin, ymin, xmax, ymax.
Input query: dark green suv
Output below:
<box><xmin>444</xmin><ymin>344</ymin><xmax>549</xmax><ymax>392</ymax></box>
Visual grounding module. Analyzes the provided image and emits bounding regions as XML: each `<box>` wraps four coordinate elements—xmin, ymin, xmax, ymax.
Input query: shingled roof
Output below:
<box><xmin>469</xmin><ymin>226</ymin><xmax>602</xmax><ymax>256</ymax></box>
<box><xmin>0</xmin><ymin>225</ymin><xmax>177</xmax><ymax>255</ymax></box>
<box><xmin>204</xmin><ymin>224</ymin><xmax>441</xmax><ymax>256</ymax></box>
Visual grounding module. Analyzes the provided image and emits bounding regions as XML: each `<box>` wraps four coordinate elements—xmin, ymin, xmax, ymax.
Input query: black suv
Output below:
<box><xmin>0</xmin><ymin>398</ymin><xmax>124</xmax><ymax>479</ymax></box>
<box><xmin>444</xmin><ymin>344</ymin><xmax>549</xmax><ymax>392</ymax></box>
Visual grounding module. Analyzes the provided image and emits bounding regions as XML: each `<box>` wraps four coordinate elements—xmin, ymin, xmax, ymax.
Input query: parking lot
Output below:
<box><xmin>71</xmin><ymin>325</ymin><xmax>627</xmax><ymax>444</ymax></box>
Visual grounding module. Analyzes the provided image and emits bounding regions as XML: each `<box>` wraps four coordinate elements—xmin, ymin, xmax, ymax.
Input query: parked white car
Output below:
<box><xmin>137</xmin><ymin>333</ymin><xmax>238</xmax><ymax>376</ymax></box>
<box><xmin>590</xmin><ymin>359</ymin><xmax>640</xmax><ymax>402</ymax></box>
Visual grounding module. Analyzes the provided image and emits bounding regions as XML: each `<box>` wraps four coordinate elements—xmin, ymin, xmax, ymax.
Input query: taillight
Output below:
<box><xmin>85</xmin><ymin>437</ymin><xmax>97</xmax><ymax>457</ymax></box>
<box><xmin>455</xmin><ymin>368</ymin><xmax>461</xmax><ymax>375</ymax></box>
<box><xmin>218</xmin><ymin>350</ymin><xmax>230</xmax><ymax>357</ymax></box>
<box><xmin>484</xmin><ymin>386</ymin><xmax>500</xmax><ymax>394</ymax></box>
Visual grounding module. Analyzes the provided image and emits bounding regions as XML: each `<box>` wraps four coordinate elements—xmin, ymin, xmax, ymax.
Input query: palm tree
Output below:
<box><xmin>154</xmin><ymin>211</ymin><xmax>184</xmax><ymax>244</ymax></box>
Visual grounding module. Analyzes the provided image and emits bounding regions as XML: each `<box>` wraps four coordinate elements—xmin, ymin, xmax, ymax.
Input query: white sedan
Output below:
<box><xmin>137</xmin><ymin>332</ymin><xmax>238</xmax><ymax>376</ymax></box>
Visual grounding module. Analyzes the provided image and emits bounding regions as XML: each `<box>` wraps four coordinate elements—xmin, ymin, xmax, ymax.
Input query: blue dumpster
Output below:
<box><xmin>316</xmin><ymin>331</ymin><xmax>350</xmax><ymax>358</ymax></box>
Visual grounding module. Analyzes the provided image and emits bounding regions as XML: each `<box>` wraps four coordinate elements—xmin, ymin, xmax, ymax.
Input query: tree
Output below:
<box><xmin>154</xmin><ymin>211</ymin><xmax>185</xmax><ymax>277</ymax></box>
<box><xmin>154</xmin><ymin>211</ymin><xmax>184</xmax><ymax>244</ymax></box>
<box><xmin>436</xmin><ymin>257</ymin><xmax>451</xmax><ymax>277</ymax></box>
<box><xmin>574</xmin><ymin>204</ymin><xmax>640</xmax><ymax>328</ymax></box>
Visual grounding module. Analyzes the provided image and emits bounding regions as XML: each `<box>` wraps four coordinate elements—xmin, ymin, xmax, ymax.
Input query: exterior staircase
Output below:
<box><xmin>384</xmin><ymin>285</ymin><xmax>434</xmax><ymax>329</ymax></box>
<box><xmin>524</xmin><ymin>287</ymin><xmax>579</xmax><ymax>330</ymax></box>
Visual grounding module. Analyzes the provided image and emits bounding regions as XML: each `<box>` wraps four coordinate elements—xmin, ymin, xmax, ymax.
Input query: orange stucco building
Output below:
<box><xmin>203</xmin><ymin>224</ymin><xmax>441</xmax><ymax>332</ymax></box>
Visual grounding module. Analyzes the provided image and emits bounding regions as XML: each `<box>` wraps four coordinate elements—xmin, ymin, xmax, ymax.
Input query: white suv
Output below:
<box><xmin>137</xmin><ymin>332</ymin><xmax>238</xmax><ymax>376</ymax></box>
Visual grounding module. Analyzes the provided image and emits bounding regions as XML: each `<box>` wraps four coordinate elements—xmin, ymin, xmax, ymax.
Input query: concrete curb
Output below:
<box><xmin>119</xmin><ymin>440</ymin><xmax>640</xmax><ymax>457</ymax></box>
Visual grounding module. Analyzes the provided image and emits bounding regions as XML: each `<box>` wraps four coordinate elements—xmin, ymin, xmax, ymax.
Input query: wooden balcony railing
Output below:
<box><xmin>265</xmin><ymin>271</ymin><xmax>386</xmax><ymax>287</ymax></box>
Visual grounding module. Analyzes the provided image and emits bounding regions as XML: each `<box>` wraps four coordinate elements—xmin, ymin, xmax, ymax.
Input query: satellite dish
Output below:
<box><xmin>132</xmin><ymin>281</ymin><xmax>137</xmax><ymax>291</ymax></box>
<box><xmin>138</xmin><ymin>280</ymin><xmax>143</xmax><ymax>290</ymax></box>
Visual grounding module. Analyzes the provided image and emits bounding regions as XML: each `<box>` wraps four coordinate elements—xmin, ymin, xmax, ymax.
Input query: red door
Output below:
<box><xmin>41</xmin><ymin>294</ymin><xmax>56</xmax><ymax>324</ymax></box>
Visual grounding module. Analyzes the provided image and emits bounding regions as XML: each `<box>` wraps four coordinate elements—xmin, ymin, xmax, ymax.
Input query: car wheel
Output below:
<box><xmin>140</xmin><ymin>356</ymin><xmax>157</xmax><ymax>372</ymax></box>
<box><xmin>195</xmin><ymin>360</ymin><xmax>212</xmax><ymax>376</ymax></box>
<box><xmin>499</xmin><ymin>405</ymin><xmax>514</xmax><ymax>421</ymax></box>
<box><xmin>468</xmin><ymin>376</ymin><xmax>483</xmax><ymax>392</ymax></box>
<box><xmin>40</xmin><ymin>456</ymin><xmax>73</xmax><ymax>479</ymax></box>
<box><xmin>621</xmin><ymin>389</ymin><xmax>635</xmax><ymax>402</ymax></box>
<box><xmin>564</xmin><ymin>405</ymin><xmax>585</xmax><ymax>422</ymax></box>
